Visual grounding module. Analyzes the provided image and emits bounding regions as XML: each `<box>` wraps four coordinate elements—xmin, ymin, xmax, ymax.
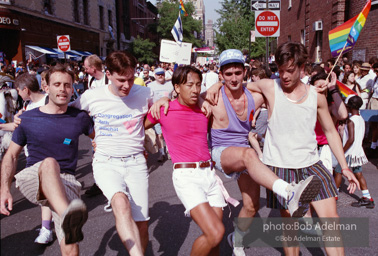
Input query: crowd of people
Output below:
<box><xmin>0</xmin><ymin>41</ymin><xmax>377</xmax><ymax>256</ymax></box>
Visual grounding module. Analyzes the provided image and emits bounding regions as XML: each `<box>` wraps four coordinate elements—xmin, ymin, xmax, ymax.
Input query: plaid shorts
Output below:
<box><xmin>15</xmin><ymin>161</ymin><xmax>82</xmax><ymax>243</ymax></box>
<box><xmin>266</xmin><ymin>161</ymin><xmax>338</xmax><ymax>210</ymax></box>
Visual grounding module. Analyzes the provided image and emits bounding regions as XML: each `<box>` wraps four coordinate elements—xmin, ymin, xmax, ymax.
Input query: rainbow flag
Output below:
<box><xmin>329</xmin><ymin>0</ymin><xmax>371</xmax><ymax>58</ymax></box>
<box><xmin>336</xmin><ymin>80</ymin><xmax>358</xmax><ymax>98</ymax></box>
<box><xmin>180</xmin><ymin>0</ymin><xmax>188</xmax><ymax>16</ymax></box>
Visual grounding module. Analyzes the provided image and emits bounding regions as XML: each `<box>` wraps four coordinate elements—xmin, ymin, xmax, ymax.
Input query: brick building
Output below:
<box><xmin>278</xmin><ymin>0</ymin><xmax>378</xmax><ymax>63</ymax></box>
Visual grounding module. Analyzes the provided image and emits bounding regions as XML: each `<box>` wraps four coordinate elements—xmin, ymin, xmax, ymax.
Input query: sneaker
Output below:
<box><xmin>351</xmin><ymin>197</ymin><xmax>375</xmax><ymax>209</ymax></box>
<box><xmin>286</xmin><ymin>176</ymin><xmax>321</xmax><ymax>218</ymax></box>
<box><xmin>34</xmin><ymin>226</ymin><xmax>53</xmax><ymax>244</ymax></box>
<box><xmin>227</xmin><ymin>232</ymin><xmax>246</xmax><ymax>256</ymax></box>
<box><xmin>157</xmin><ymin>153</ymin><xmax>166</xmax><ymax>162</ymax></box>
<box><xmin>84</xmin><ymin>183</ymin><xmax>102</xmax><ymax>197</ymax></box>
<box><xmin>61</xmin><ymin>199</ymin><xmax>88</xmax><ymax>244</ymax></box>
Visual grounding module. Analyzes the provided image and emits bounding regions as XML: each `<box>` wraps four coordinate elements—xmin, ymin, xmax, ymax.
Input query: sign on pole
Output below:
<box><xmin>255</xmin><ymin>11</ymin><xmax>280</xmax><ymax>37</ymax></box>
<box><xmin>250</xmin><ymin>30</ymin><xmax>256</xmax><ymax>42</ymax></box>
<box><xmin>57</xmin><ymin>35</ymin><xmax>71</xmax><ymax>52</ymax></box>
<box><xmin>251</xmin><ymin>0</ymin><xmax>281</xmax><ymax>11</ymax></box>
<box><xmin>160</xmin><ymin>39</ymin><xmax>192</xmax><ymax>65</ymax></box>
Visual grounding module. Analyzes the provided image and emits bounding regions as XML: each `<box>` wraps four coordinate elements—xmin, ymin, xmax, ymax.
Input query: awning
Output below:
<box><xmin>70</xmin><ymin>50</ymin><xmax>92</xmax><ymax>57</ymax></box>
<box><xmin>53</xmin><ymin>48</ymin><xmax>82</xmax><ymax>60</ymax></box>
<box><xmin>25</xmin><ymin>45</ymin><xmax>59</xmax><ymax>59</ymax></box>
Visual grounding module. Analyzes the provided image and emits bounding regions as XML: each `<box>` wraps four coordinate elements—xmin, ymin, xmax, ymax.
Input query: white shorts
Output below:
<box><xmin>172</xmin><ymin>165</ymin><xmax>227</xmax><ymax>217</ymax></box>
<box><xmin>92</xmin><ymin>152</ymin><xmax>149</xmax><ymax>221</ymax></box>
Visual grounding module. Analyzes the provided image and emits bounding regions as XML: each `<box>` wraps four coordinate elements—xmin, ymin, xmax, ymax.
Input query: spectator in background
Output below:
<box><xmin>358</xmin><ymin>62</ymin><xmax>375</xmax><ymax>109</ymax></box>
<box><xmin>202</xmin><ymin>63</ymin><xmax>219</xmax><ymax>91</ymax></box>
<box><xmin>269</xmin><ymin>62</ymin><xmax>279</xmax><ymax>79</ymax></box>
<box><xmin>342</xmin><ymin>71</ymin><xmax>361</xmax><ymax>97</ymax></box>
<box><xmin>339</xmin><ymin>62</ymin><xmax>352</xmax><ymax>82</ymax></box>
<box><xmin>300</xmin><ymin>62</ymin><xmax>312</xmax><ymax>84</ymax></box>
<box><xmin>367</xmin><ymin>63</ymin><xmax>378</xmax><ymax>152</ymax></box>
<box><xmin>353</xmin><ymin>62</ymin><xmax>362</xmax><ymax>81</ymax></box>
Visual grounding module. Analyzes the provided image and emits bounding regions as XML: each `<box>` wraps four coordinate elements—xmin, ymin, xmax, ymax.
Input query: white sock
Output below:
<box><xmin>362</xmin><ymin>189</ymin><xmax>371</xmax><ymax>199</ymax></box>
<box><xmin>371</xmin><ymin>142</ymin><xmax>377</xmax><ymax>149</ymax></box>
<box><xmin>272</xmin><ymin>179</ymin><xmax>290</xmax><ymax>199</ymax></box>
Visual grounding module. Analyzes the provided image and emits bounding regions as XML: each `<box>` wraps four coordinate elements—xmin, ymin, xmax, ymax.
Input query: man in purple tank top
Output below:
<box><xmin>203</xmin><ymin>49</ymin><xmax>322</xmax><ymax>255</ymax></box>
<box><xmin>207</xmin><ymin>44</ymin><xmax>360</xmax><ymax>256</ymax></box>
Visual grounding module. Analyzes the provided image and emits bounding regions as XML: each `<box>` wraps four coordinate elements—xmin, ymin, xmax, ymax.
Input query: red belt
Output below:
<box><xmin>174</xmin><ymin>161</ymin><xmax>215</xmax><ymax>169</ymax></box>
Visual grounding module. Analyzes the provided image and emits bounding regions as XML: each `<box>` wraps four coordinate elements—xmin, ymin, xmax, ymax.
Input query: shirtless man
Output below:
<box><xmin>207</xmin><ymin>44</ymin><xmax>360</xmax><ymax>255</ymax></box>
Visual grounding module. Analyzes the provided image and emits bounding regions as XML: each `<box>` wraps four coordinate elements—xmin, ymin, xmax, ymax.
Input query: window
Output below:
<box><xmin>83</xmin><ymin>0</ymin><xmax>89</xmax><ymax>25</ymax></box>
<box><xmin>288</xmin><ymin>35</ymin><xmax>291</xmax><ymax>42</ymax></box>
<box><xmin>108</xmin><ymin>10</ymin><xmax>112</xmax><ymax>28</ymax></box>
<box><xmin>301</xmin><ymin>29</ymin><xmax>305</xmax><ymax>46</ymax></box>
<box><xmin>44</xmin><ymin>0</ymin><xmax>52</xmax><ymax>15</ymax></box>
<box><xmin>99</xmin><ymin>6</ymin><xmax>104</xmax><ymax>30</ymax></box>
<box><xmin>74</xmin><ymin>0</ymin><xmax>80</xmax><ymax>23</ymax></box>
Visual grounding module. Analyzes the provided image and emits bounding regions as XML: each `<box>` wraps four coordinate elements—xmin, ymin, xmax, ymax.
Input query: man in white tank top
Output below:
<box><xmin>207</xmin><ymin>42</ymin><xmax>360</xmax><ymax>255</ymax></box>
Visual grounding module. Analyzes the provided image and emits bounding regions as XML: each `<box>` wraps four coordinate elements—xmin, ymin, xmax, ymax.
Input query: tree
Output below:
<box><xmin>215</xmin><ymin>0</ymin><xmax>266</xmax><ymax>59</ymax></box>
<box><xmin>156</xmin><ymin>0</ymin><xmax>203</xmax><ymax>47</ymax></box>
<box><xmin>131</xmin><ymin>36</ymin><xmax>157</xmax><ymax>64</ymax></box>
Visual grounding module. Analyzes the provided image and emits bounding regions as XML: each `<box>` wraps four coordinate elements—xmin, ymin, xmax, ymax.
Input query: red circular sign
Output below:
<box><xmin>57</xmin><ymin>36</ymin><xmax>70</xmax><ymax>52</ymax></box>
<box><xmin>256</xmin><ymin>11</ymin><xmax>279</xmax><ymax>37</ymax></box>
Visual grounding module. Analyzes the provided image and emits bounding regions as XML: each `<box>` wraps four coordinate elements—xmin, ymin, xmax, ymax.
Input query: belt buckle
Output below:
<box><xmin>199</xmin><ymin>161</ymin><xmax>205</xmax><ymax>168</ymax></box>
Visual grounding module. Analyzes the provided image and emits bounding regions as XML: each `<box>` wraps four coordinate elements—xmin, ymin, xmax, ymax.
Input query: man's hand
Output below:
<box><xmin>327</xmin><ymin>72</ymin><xmax>337</xmax><ymax>90</ymax></box>
<box><xmin>0</xmin><ymin>189</ymin><xmax>13</xmax><ymax>216</ymax></box>
<box><xmin>13</xmin><ymin>109</ymin><xmax>24</xmax><ymax>128</ymax></box>
<box><xmin>200</xmin><ymin>100</ymin><xmax>212</xmax><ymax>118</ymax></box>
<box><xmin>342</xmin><ymin>168</ymin><xmax>360</xmax><ymax>194</ymax></box>
<box><xmin>149</xmin><ymin>97</ymin><xmax>170</xmax><ymax>119</ymax></box>
<box><xmin>205</xmin><ymin>81</ymin><xmax>223</xmax><ymax>105</ymax></box>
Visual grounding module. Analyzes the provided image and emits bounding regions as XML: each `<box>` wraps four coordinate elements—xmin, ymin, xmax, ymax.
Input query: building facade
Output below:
<box><xmin>183</xmin><ymin>0</ymin><xmax>205</xmax><ymax>40</ymax></box>
<box><xmin>0</xmin><ymin>0</ymin><xmax>117</xmax><ymax>64</ymax></box>
<box><xmin>205</xmin><ymin>19</ymin><xmax>214</xmax><ymax>47</ymax></box>
<box><xmin>278</xmin><ymin>0</ymin><xmax>378</xmax><ymax>63</ymax></box>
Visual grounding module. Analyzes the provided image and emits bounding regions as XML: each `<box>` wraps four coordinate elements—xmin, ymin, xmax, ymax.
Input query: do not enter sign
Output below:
<box><xmin>255</xmin><ymin>11</ymin><xmax>280</xmax><ymax>37</ymax></box>
<box><xmin>57</xmin><ymin>35</ymin><xmax>71</xmax><ymax>52</ymax></box>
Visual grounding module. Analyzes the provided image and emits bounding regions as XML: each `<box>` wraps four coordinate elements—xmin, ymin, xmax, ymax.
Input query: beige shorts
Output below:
<box><xmin>368</xmin><ymin>97</ymin><xmax>378</xmax><ymax>110</ymax></box>
<box><xmin>15</xmin><ymin>161</ymin><xmax>82</xmax><ymax>243</ymax></box>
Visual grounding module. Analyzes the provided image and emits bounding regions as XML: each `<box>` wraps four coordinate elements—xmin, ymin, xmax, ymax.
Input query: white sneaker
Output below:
<box><xmin>34</xmin><ymin>226</ymin><xmax>53</xmax><ymax>244</ymax></box>
<box><xmin>286</xmin><ymin>176</ymin><xmax>321</xmax><ymax>217</ymax></box>
<box><xmin>227</xmin><ymin>232</ymin><xmax>246</xmax><ymax>256</ymax></box>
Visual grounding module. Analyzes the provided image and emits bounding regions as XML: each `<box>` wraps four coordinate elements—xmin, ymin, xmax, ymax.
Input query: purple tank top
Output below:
<box><xmin>210</xmin><ymin>86</ymin><xmax>255</xmax><ymax>148</ymax></box>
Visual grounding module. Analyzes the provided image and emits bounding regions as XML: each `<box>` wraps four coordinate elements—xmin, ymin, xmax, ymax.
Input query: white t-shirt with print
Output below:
<box><xmin>71</xmin><ymin>84</ymin><xmax>153</xmax><ymax>157</ymax></box>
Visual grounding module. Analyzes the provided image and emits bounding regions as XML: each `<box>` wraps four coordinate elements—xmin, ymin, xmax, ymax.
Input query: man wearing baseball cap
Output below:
<box><xmin>148</xmin><ymin>67</ymin><xmax>174</xmax><ymax>161</ymax></box>
<box><xmin>204</xmin><ymin>48</ymin><xmax>324</xmax><ymax>255</ymax></box>
<box><xmin>358</xmin><ymin>62</ymin><xmax>375</xmax><ymax>109</ymax></box>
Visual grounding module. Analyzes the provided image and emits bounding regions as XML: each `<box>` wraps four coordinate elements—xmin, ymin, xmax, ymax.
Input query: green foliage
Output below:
<box><xmin>131</xmin><ymin>36</ymin><xmax>157</xmax><ymax>64</ymax></box>
<box><xmin>156</xmin><ymin>0</ymin><xmax>203</xmax><ymax>47</ymax></box>
<box><xmin>215</xmin><ymin>0</ymin><xmax>267</xmax><ymax>58</ymax></box>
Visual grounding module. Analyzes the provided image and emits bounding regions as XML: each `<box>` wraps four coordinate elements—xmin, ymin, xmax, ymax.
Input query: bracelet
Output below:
<box><xmin>329</xmin><ymin>89</ymin><xmax>339</xmax><ymax>95</ymax></box>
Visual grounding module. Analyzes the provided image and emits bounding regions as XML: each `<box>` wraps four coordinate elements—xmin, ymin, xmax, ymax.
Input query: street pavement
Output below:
<box><xmin>1</xmin><ymin>135</ymin><xmax>377</xmax><ymax>256</ymax></box>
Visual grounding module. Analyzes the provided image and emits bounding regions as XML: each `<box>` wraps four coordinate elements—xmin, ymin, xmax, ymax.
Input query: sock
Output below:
<box><xmin>159</xmin><ymin>148</ymin><xmax>165</xmax><ymax>155</ymax></box>
<box><xmin>233</xmin><ymin>225</ymin><xmax>249</xmax><ymax>246</ymax></box>
<box><xmin>42</xmin><ymin>220</ymin><xmax>52</xmax><ymax>230</ymax></box>
<box><xmin>272</xmin><ymin>179</ymin><xmax>290</xmax><ymax>199</ymax></box>
<box><xmin>371</xmin><ymin>142</ymin><xmax>377</xmax><ymax>149</ymax></box>
<box><xmin>362</xmin><ymin>189</ymin><xmax>371</xmax><ymax>199</ymax></box>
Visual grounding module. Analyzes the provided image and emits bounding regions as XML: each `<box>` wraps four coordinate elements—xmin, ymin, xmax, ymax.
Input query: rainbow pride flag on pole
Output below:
<box><xmin>180</xmin><ymin>0</ymin><xmax>188</xmax><ymax>16</ymax></box>
<box><xmin>336</xmin><ymin>80</ymin><xmax>358</xmax><ymax>98</ymax></box>
<box><xmin>329</xmin><ymin>0</ymin><xmax>371</xmax><ymax>58</ymax></box>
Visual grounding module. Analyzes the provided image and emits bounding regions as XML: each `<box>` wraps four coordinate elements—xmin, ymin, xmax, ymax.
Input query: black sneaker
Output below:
<box><xmin>351</xmin><ymin>197</ymin><xmax>375</xmax><ymax>209</ymax></box>
<box><xmin>84</xmin><ymin>183</ymin><xmax>102</xmax><ymax>197</ymax></box>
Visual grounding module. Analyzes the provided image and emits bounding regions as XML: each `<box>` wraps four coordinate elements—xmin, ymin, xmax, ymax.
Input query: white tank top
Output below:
<box><xmin>263</xmin><ymin>79</ymin><xmax>319</xmax><ymax>168</ymax></box>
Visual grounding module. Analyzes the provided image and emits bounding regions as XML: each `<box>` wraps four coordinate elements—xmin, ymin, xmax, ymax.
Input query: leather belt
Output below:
<box><xmin>174</xmin><ymin>161</ymin><xmax>215</xmax><ymax>169</ymax></box>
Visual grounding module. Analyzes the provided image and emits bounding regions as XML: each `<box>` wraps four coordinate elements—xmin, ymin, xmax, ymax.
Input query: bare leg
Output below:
<box><xmin>156</xmin><ymin>134</ymin><xmax>165</xmax><ymax>152</ymax></box>
<box><xmin>354</xmin><ymin>173</ymin><xmax>368</xmax><ymax>191</ymax></box>
<box><xmin>280</xmin><ymin>209</ymin><xmax>300</xmax><ymax>256</ymax></box>
<box><xmin>334</xmin><ymin>172</ymin><xmax>343</xmax><ymax>189</ymax></box>
<box><xmin>311</xmin><ymin>198</ymin><xmax>344</xmax><ymax>256</ymax></box>
<box><xmin>111</xmin><ymin>192</ymin><xmax>143</xmax><ymax>256</ymax></box>
<box><xmin>221</xmin><ymin>147</ymin><xmax>279</xmax><ymax>190</ymax></box>
<box><xmin>38</xmin><ymin>158</ymin><xmax>79</xmax><ymax>255</ymax></box>
<box><xmin>136</xmin><ymin>221</ymin><xmax>149</xmax><ymax>254</ymax></box>
<box><xmin>190</xmin><ymin>203</ymin><xmax>224</xmax><ymax>256</ymax></box>
<box><xmin>41</xmin><ymin>206</ymin><xmax>52</xmax><ymax>223</ymax></box>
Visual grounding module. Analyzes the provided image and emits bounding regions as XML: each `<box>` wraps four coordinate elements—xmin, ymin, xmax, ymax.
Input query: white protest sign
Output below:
<box><xmin>159</xmin><ymin>39</ymin><xmax>192</xmax><ymax>65</ymax></box>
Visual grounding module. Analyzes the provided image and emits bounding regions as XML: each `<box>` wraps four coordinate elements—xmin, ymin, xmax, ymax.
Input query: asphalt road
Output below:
<box><xmin>1</xmin><ymin>135</ymin><xmax>377</xmax><ymax>255</ymax></box>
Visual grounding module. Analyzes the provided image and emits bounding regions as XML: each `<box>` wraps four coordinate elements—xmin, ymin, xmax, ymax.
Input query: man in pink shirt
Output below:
<box><xmin>145</xmin><ymin>66</ymin><xmax>227</xmax><ymax>255</ymax></box>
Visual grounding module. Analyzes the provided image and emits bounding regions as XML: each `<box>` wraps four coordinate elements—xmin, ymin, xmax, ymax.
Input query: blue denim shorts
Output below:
<box><xmin>211</xmin><ymin>146</ymin><xmax>248</xmax><ymax>180</ymax></box>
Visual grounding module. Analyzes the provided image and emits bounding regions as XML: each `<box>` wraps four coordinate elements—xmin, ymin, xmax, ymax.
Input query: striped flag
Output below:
<box><xmin>180</xmin><ymin>0</ymin><xmax>188</xmax><ymax>16</ymax></box>
<box><xmin>336</xmin><ymin>80</ymin><xmax>358</xmax><ymax>98</ymax></box>
<box><xmin>171</xmin><ymin>12</ymin><xmax>183</xmax><ymax>45</ymax></box>
<box><xmin>329</xmin><ymin>0</ymin><xmax>371</xmax><ymax>58</ymax></box>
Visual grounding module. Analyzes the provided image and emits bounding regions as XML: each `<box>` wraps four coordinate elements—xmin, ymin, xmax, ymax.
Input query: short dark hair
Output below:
<box><xmin>275</xmin><ymin>42</ymin><xmax>308</xmax><ymax>68</ymax></box>
<box><xmin>310</xmin><ymin>71</ymin><xmax>328</xmax><ymax>85</ymax></box>
<box><xmin>252</xmin><ymin>68</ymin><xmax>267</xmax><ymax>79</ymax></box>
<box><xmin>346</xmin><ymin>95</ymin><xmax>363</xmax><ymax>110</ymax></box>
<box><xmin>105</xmin><ymin>51</ymin><xmax>137</xmax><ymax>75</ymax></box>
<box><xmin>311</xmin><ymin>64</ymin><xmax>324</xmax><ymax>75</ymax></box>
<box><xmin>45</xmin><ymin>64</ymin><xmax>74</xmax><ymax>86</ymax></box>
<box><xmin>172</xmin><ymin>65</ymin><xmax>202</xmax><ymax>86</ymax></box>
<box><xmin>269</xmin><ymin>62</ymin><xmax>278</xmax><ymax>73</ymax></box>
<box><xmin>14</xmin><ymin>73</ymin><xmax>40</xmax><ymax>92</ymax></box>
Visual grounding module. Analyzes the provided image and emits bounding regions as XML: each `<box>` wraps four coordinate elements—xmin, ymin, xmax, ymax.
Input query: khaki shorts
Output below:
<box><xmin>15</xmin><ymin>161</ymin><xmax>82</xmax><ymax>243</ymax></box>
